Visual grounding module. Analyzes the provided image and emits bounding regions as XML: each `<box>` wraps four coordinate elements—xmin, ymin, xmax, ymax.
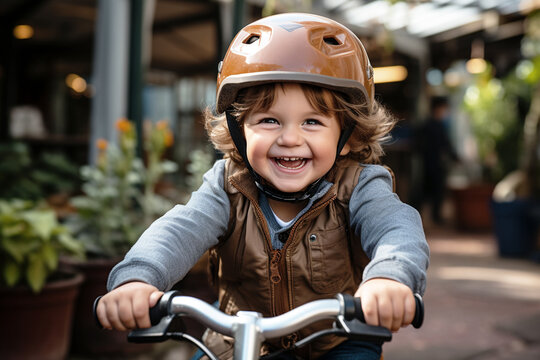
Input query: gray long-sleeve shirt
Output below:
<box><xmin>108</xmin><ymin>159</ymin><xmax>429</xmax><ymax>295</ymax></box>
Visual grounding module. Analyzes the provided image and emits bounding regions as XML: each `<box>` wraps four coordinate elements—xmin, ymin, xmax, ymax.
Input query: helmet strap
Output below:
<box><xmin>336</xmin><ymin>124</ymin><xmax>355</xmax><ymax>161</ymax></box>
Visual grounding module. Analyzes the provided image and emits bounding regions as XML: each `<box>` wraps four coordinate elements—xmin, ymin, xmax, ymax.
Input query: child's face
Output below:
<box><xmin>243</xmin><ymin>84</ymin><xmax>348</xmax><ymax>193</ymax></box>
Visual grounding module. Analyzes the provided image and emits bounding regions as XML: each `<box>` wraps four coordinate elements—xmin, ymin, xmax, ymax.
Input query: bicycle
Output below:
<box><xmin>94</xmin><ymin>291</ymin><xmax>424</xmax><ymax>360</ymax></box>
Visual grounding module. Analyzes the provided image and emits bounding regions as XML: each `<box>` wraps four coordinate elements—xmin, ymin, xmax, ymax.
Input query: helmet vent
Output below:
<box><xmin>244</xmin><ymin>35</ymin><xmax>260</xmax><ymax>44</ymax></box>
<box><xmin>323</xmin><ymin>36</ymin><xmax>340</xmax><ymax>45</ymax></box>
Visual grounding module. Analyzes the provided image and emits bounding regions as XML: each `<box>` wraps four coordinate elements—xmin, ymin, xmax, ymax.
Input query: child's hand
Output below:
<box><xmin>354</xmin><ymin>278</ymin><xmax>415</xmax><ymax>332</ymax></box>
<box><xmin>96</xmin><ymin>281</ymin><xmax>163</xmax><ymax>331</ymax></box>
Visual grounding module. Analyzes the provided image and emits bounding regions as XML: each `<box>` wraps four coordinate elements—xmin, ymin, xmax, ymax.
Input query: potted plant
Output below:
<box><xmin>454</xmin><ymin>61</ymin><xmax>523</xmax><ymax>231</ymax></box>
<box><xmin>0</xmin><ymin>142</ymin><xmax>81</xmax><ymax>212</ymax></box>
<box><xmin>63</xmin><ymin>118</ymin><xmax>177</xmax><ymax>355</ymax></box>
<box><xmin>0</xmin><ymin>199</ymin><xmax>85</xmax><ymax>360</ymax></box>
<box><xmin>490</xmin><ymin>11</ymin><xmax>540</xmax><ymax>258</ymax></box>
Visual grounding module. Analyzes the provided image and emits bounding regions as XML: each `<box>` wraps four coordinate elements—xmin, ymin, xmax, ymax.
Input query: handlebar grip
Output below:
<box><xmin>93</xmin><ymin>296</ymin><xmax>103</xmax><ymax>329</ymax></box>
<box><xmin>412</xmin><ymin>293</ymin><xmax>424</xmax><ymax>328</ymax></box>
<box><xmin>346</xmin><ymin>293</ymin><xmax>424</xmax><ymax>329</ymax></box>
<box><xmin>149</xmin><ymin>295</ymin><xmax>166</xmax><ymax>326</ymax></box>
<box><xmin>92</xmin><ymin>291</ymin><xmax>182</xmax><ymax>329</ymax></box>
<box><xmin>149</xmin><ymin>290</ymin><xmax>181</xmax><ymax>326</ymax></box>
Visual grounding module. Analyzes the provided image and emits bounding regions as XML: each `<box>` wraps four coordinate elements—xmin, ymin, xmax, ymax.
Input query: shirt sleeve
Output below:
<box><xmin>107</xmin><ymin>159</ymin><xmax>230</xmax><ymax>291</ymax></box>
<box><xmin>349</xmin><ymin>165</ymin><xmax>430</xmax><ymax>295</ymax></box>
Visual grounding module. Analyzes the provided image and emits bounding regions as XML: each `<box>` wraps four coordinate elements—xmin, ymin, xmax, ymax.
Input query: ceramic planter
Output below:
<box><xmin>0</xmin><ymin>271</ymin><xmax>83</xmax><ymax>360</ymax></box>
<box><xmin>451</xmin><ymin>184</ymin><xmax>494</xmax><ymax>231</ymax></box>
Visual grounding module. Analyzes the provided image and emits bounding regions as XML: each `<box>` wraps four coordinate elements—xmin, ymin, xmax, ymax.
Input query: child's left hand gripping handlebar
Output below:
<box><xmin>339</xmin><ymin>293</ymin><xmax>424</xmax><ymax>329</ymax></box>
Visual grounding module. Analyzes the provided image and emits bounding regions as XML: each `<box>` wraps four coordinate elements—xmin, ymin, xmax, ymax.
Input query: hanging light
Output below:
<box><xmin>466</xmin><ymin>58</ymin><xmax>487</xmax><ymax>74</ymax></box>
<box><xmin>466</xmin><ymin>38</ymin><xmax>487</xmax><ymax>74</ymax></box>
<box><xmin>65</xmin><ymin>73</ymin><xmax>87</xmax><ymax>93</ymax></box>
<box><xmin>373</xmin><ymin>65</ymin><xmax>408</xmax><ymax>84</ymax></box>
<box><xmin>13</xmin><ymin>25</ymin><xmax>34</xmax><ymax>39</ymax></box>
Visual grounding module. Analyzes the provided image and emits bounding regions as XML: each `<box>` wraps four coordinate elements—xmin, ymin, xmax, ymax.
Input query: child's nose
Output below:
<box><xmin>277</xmin><ymin>126</ymin><xmax>303</xmax><ymax>146</ymax></box>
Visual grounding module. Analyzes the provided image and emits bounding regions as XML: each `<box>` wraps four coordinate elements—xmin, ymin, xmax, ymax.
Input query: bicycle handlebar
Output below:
<box><xmin>147</xmin><ymin>291</ymin><xmax>424</xmax><ymax>332</ymax></box>
<box><xmin>94</xmin><ymin>292</ymin><xmax>424</xmax><ymax>360</ymax></box>
<box><xmin>94</xmin><ymin>291</ymin><xmax>424</xmax><ymax>332</ymax></box>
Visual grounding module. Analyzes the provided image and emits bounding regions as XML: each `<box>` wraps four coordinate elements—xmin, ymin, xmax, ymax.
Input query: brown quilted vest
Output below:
<box><xmin>206</xmin><ymin>158</ymin><xmax>371</xmax><ymax>358</ymax></box>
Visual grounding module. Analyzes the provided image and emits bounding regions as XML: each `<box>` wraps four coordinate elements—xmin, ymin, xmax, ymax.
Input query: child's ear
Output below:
<box><xmin>339</xmin><ymin>143</ymin><xmax>351</xmax><ymax>156</ymax></box>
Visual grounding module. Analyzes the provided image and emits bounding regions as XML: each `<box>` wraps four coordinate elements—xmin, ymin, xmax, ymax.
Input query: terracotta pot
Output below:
<box><xmin>451</xmin><ymin>184</ymin><xmax>494</xmax><ymax>231</ymax></box>
<box><xmin>0</xmin><ymin>271</ymin><xmax>83</xmax><ymax>360</ymax></box>
<box><xmin>61</xmin><ymin>257</ymin><xmax>154</xmax><ymax>356</ymax></box>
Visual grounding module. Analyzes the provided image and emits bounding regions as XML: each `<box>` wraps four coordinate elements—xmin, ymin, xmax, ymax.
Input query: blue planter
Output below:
<box><xmin>490</xmin><ymin>199</ymin><xmax>539</xmax><ymax>258</ymax></box>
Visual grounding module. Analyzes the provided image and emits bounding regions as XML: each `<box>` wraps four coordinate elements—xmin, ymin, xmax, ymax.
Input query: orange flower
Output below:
<box><xmin>164</xmin><ymin>130</ymin><xmax>174</xmax><ymax>147</ymax></box>
<box><xmin>96</xmin><ymin>138</ymin><xmax>108</xmax><ymax>150</ymax></box>
<box><xmin>156</xmin><ymin>120</ymin><xmax>168</xmax><ymax>131</ymax></box>
<box><xmin>116</xmin><ymin>118</ymin><xmax>132</xmax><ymax>133</ymax></box>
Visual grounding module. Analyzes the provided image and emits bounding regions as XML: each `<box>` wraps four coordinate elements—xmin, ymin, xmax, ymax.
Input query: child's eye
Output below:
<box><xmin>304</xmin><ymin>119</ymin><xmax>322</xmax><ymax>126</ymax></box>
<box><xmin>261</xmin><ymin>118</ymin><xmax>279</xmax><ymax>125</ymax></box>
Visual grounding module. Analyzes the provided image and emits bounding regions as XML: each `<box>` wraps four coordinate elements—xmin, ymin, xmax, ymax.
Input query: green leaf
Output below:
<box><xmin>22</xmin><ymin>209</ymin><xmax>57</xmax><ymax>241</ymax></box>
<box><xmin>1</xmin><ymin>237</ymin><xmax>38</xmax><ymax>262</ymax></box>
<box><xmin>58</xmin><ymin>233</ymin><xmax>85</xmax><ymax>258</ymax></box>
<box><xmin>161</xmin><ymin>160</ymin><xmax>179</xmax><ymax>173</ymax></box>
<box><xmin>3</xmin><ymin>259</ymin><xmax>21</xmax><ymax>287</ymax></box>
<box><xmin>41</xmin><ymin>243</ymin><xmax>58</xmax><ymax>271</ymax></box>
<box><xmin>1</xmin><ymin>223</ymin><xmax>26</xmax><ymax>238</ymax></box>
<box><xmin>27</xmin><ymin>255</ymin><xmax>47</xmax><ymax>293</ymax></box>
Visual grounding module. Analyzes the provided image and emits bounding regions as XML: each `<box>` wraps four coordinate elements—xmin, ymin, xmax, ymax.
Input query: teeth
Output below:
<box><xmin>277</xmin><ymin>157</ymin><xmax>302</xmax><ymax>161</ymax></box>
<box><xmin>275</xmin><ymin>158</ymin><xmax>306</xmax><ymax>170</ymax></box>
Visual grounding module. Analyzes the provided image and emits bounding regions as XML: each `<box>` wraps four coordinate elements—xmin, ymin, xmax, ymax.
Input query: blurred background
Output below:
<box><xmin>0</xmin><ymin>1</ymin><xmax>539</xmax><ymax>360</ymax></box>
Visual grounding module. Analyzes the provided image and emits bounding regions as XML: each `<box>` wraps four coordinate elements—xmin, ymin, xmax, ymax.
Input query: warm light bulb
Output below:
<box><xmin>13</xmin><ymin>25</ymin><xmax>34</xmax><ymax>39</ymax></box>
<box><xmin>373</xmin><ymin>65</ymin><xmax>408</xmax><ymax>84</ymax></box>
<box><xmin>65</xmin><ymin>74</ymin><xmax>78</xmax><ymax>88</ymax></box>
<box><xmin>466</xmin><ymin>58</ymin><xmax>487</xmax><ymax>74</ymax></box>
<box><xmin>65</xmin><ymin>73</ymin><xmax>87</xmax><ymax>93</ymax></box>
<box><xmin>71</xmin><ymin>77</ymin><xmax>87</xmax><ymax>93</ymax></box>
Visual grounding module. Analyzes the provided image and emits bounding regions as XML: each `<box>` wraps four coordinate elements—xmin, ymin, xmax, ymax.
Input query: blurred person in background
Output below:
<box><xmin>412</xmin><ymin>96</ymin><xmax>458</xmax><ymax>225</ymax></box>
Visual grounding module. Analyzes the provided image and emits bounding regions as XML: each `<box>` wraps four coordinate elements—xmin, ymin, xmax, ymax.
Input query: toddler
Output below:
<box><xmin>96</xmin><ymin>12</ymin><xmax>429</xmax><ymax>359</ymax></box>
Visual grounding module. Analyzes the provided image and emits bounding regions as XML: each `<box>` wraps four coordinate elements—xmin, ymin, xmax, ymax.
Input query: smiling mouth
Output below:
<box><xmin>274</xmin><ymin>157</ymin><xmax>307</xmax><ymax>170</ymax></box>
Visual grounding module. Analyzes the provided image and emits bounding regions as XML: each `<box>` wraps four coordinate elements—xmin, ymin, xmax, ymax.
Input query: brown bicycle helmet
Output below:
<box><xmin>218</xmin><ymin>13</ymin><xmax>375</xmax><ymax>202</ymax></box>
<box><xmin>216</xmin><ymin>12</ymin><xmax>374</xmax><ymax>114</ymax></box>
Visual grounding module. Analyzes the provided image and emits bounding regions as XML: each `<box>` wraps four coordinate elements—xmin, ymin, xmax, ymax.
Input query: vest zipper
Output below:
<box><xmin>280</xmin><ymin>194</ymin><xmax>337</xmax><ymax>308</ymax></box>
<box><xmin>270</xmin><ymin>250</ymin><xmax>282</xmax><ymax>284</ymax></box>
<box><xmin>270</xmin><ymin>194</ymin><xmax>338</xmax><ymax>347</ymax></box>
<box><xmin>230</xmin><ymin>180</ymin><xmax>280</xmax><ymax>315</ymax></box>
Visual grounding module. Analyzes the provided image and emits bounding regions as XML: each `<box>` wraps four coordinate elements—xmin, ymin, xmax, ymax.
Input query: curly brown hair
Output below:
<box><xmin>205</xmin><ymin>83</ymin><xmax>396</xmax><ymax>165</ymax></box>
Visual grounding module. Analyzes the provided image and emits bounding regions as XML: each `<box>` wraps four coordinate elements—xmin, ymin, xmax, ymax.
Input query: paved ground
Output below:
<box><xmin>71</xmin><ymin>223</ymin><xmax>540</xmax><ymax>360</ymax></box>
<box><xmin>384</xmin><ymin>224</ymin><xmax>540</xmax><ymax>360</ymax></box>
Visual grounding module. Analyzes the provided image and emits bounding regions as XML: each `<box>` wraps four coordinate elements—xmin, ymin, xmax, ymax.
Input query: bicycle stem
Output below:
<box><xmin>233</xmin><ymin>312</ymin><xmax>264</xmax><ymax>360</ymax></box>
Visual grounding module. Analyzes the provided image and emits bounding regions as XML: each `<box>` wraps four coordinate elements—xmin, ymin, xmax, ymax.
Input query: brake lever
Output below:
<box><xmin>335</xmin><ymin>317</ymin><xmax>392</xmax><ymax>343</ymax></box>
<box><xmin>127</xmin><ymin>315</ymin><xmax>176</xmax><ymax>343</ymax></box>
<box><xmin>128</xmin><ymin>290</ymin><xmax>185</xmax><ymax>344</ymax></box>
